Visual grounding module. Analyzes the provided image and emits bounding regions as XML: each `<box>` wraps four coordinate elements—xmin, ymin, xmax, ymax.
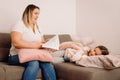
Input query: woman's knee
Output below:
<box><xmin>40</xmin><ymin>62</ymin><xmax>56</xmax><ymax>80</ymax></box>
<box><xmin>40</xmin><ymin>62</ymin><xmax>54</xmax><ymax>69</ymax></box>
<box><xmin>23</xmin><ymin>61</ymin><xmax>40</xmax><ymax>80</ymax></box>
<box><xmin>27</xmin><ymin>60</ymin><xmax>39</xmax><ymax>68</ymax></box>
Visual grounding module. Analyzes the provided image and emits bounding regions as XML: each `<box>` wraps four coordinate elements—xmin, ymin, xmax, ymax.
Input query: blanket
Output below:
<box><xmin>65</xmin><ymin>48</ymin><xmax>120</xmax><ymax>69</ymax></box>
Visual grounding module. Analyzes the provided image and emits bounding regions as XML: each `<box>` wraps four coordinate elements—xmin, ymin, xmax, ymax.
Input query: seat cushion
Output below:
<box><xmin>0</xmin><ymin>62</ymin><xmax>42</xmax><ymax>80</ymax></box>
<box><xmin>54</xmin><ymin>63</ymin><xmax>120</xmax><ymax>80</ymax></box>
<box><xmin>0</xmin><ymin>66</ymin><xmax>5</xmax><ymax>80</ymax></box>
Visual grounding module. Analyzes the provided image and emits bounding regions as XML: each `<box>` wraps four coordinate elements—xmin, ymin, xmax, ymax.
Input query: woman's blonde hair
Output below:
<box><xmin>22</xmin><ymin>4</ymin><xmax>39</xmax><ymax>27</ymax></box>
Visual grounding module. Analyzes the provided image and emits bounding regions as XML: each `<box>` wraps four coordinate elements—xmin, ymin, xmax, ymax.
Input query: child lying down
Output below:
<box><xmin>63</xmin><ymin>45</ymin><xmax>109</xmax><ymax>62</ymax></box>
<box><xmin>50</xmin><ymin>41</ymin><xmax>109</xmax><ymax>62</ymax></box>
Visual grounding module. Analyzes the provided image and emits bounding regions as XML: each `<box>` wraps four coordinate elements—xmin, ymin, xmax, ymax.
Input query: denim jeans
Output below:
<box><xmin>8</xmin><ymin>55</ymin><xmax>56</xmax><ymax>80</ymax></box>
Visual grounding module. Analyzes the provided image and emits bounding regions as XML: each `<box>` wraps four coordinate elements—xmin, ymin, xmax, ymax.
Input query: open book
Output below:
<box><xmin>42</xmin><ymin>35</ymin><xmax>60</xmax><ymax>50</ymax></box>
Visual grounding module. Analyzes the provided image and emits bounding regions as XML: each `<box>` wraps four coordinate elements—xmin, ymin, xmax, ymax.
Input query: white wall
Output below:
<box><xmin>0</xmin><ymin>0</ymin><xmax>76</xmax><ymax>34</ymax></box>
<box><xmin>76</xmin><ymin>0</ymin><xmax>120</xmax><ymax>54</ymax></box>
<box><xmin>1</xmin><ymin>0</ymin><xmax>120</xmax><ymax>54</ymax></box>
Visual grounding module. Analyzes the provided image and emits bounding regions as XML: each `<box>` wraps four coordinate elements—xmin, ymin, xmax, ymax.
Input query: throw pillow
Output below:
<box><xmin>16</xmin><ymin>49</ymin><xmax>54</xmax><ymax>63</ymax></box>
<box><xmin>59</xmin><ymin>41</ymin><xmax>83</xmax><ymax>50</ymax></box>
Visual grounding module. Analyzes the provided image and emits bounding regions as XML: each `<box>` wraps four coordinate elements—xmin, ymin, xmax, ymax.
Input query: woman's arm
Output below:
<box><xmin>11</xmin><ymin>31</ymin><xmax>42</xmax><ymax>49</ymax></box>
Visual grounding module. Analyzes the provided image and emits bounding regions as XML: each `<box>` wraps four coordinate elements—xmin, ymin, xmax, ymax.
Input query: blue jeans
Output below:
<box><xmin>8</xmin><ymin>55</ymin><xmax>56</xmax><ymax>80</ymax></box>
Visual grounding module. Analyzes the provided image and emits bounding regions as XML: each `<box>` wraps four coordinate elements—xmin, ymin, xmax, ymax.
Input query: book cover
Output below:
<box><xmin>42</xmin><ymin>35</ymin><xmax>60</xmax><ymax>50</ymax></box>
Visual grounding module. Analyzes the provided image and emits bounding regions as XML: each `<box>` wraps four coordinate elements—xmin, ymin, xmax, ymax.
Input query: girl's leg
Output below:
<box><xmin>39</xmin><ymin>62</ymin><xmax>56</xmax><ymax>80</ymax></box>
<box><xmin>51</xmin><ymin>50</ymin><xmax>65</xmax><ymax>57</ymax></box>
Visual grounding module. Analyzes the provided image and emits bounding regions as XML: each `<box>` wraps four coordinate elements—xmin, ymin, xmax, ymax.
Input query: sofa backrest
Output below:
<box><xmin>44</xmin><ymin>34</ymin><xmax>72</xmax><ymax>43</ymax></box>
<box><xmin>0</xmin><ymin>33</ymin><xmax>11</xmax><ymax>61</ymax></box>
<box><xmin>0</xmin><ymin>33</ymin><xmax>72</xmax><ymax>62</ymax></box>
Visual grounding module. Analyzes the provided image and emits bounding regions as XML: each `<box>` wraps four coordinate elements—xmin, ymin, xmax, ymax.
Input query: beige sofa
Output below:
<box><xmin>0</xmin><ymin>33</ymin><xmax>120</xmax><ymax>80</ymax></box>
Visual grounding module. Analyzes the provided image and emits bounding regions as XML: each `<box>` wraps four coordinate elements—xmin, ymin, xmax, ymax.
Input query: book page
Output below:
<box><xmin>42</xmin><ymin>35</ymin><xmax>60</xmax><ymax>50</ymax></box>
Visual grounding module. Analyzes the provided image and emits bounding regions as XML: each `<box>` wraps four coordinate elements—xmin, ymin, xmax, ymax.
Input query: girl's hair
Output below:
<box><xmin>95</xmin><ymin>45</ymin><xmax>109</xmax><ymax>55</ymax></box>
<box><xmin>22</xmin><ymin>4</ymin><xmax>39</xmax><ymax>27</ymax></box>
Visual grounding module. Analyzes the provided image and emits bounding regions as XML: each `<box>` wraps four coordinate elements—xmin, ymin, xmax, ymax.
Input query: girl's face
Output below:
<box><xmin>94</xmin><ymin>48</ymin><xmax>102</xmax><ymax>55</ymax></box>
<box><xmin>88</xmin><ymin>48</ymin><xmax>102</xmax><ymax>56</ymax></box>
<box><xmin>88</xmin><ymin>49</ymin><xmax>96</xmax><ymax>56</ymax></box>
<box><xmin>32</xmin><ymin>8</ymin><xmax>39</xmax><ymax>24</ymax></box>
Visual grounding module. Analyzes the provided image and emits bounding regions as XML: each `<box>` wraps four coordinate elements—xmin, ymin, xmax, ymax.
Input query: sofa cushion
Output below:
<box><xmin>0</xmin><ymin>33</ymin><xmax>11</xmax><ymax>61</ymax></box>
<box><xmin>0</xmin><ymin>66</ymin><xmax>5</xmax><ymax>80</ymax></box>
<box><xmin>0</xmin><ymin>62</ymin><xmax>42</xmax><ymax>80</ymax></box>
<box><xmin>54</xmin><ymin>63</ymin><xmax>120</xmax><ymax>80</ymax></box>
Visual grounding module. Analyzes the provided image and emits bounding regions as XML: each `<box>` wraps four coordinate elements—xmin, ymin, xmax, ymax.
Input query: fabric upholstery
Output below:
<box><xmin>5</xmin><ymin>66</ymin><xmax>42</xmax><ymax>80</ymax></box>
<box><xmin>0</xmin><ymin>66</ymin><xmax>5</xmax><ymax>80</ymax></box>
<box><xmin>54</xmin><ymin>63</ymin><xmax>120</xmax><ymax>80</ymax></box>
<box><xmin>17</xmin><ymin>49</ymin><xmax>54</xmax><ymax>63</ymax></box>
<box><xmin>59</xmin><ymin>41</ymin><xmax>83</xmax><ymax>50</ymax></box>
<box><xmin>0</xmin><ymin>62</ymin><xmax>42</xmax><ymax>80</ymax></box>
<box><xmin>0</xmin><ymin>33</ymin><xmax>11</xmax><ymax>61</ymax></box>
<box><xmin>44</xmin><ymin>34</ymin><xmax>72</xmax><ymax>43</ymax></box>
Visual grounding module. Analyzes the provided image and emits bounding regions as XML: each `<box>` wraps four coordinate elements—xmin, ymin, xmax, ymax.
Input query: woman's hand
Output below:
<box><xmin>33</xmin><ymin>41</ymin><xmax>43</xmax><ymax>49</ymax></box>
<box><xmin>42</xmin><ymin>38</ymin><xmax>50</xmax><ymax>43</ymax></box>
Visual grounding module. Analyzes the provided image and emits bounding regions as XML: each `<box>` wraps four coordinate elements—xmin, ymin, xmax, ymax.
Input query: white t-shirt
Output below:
<box><xmin>10</xmin><ymin>20</ymin><xmax>43</xmax><ymax>56</ymax></box>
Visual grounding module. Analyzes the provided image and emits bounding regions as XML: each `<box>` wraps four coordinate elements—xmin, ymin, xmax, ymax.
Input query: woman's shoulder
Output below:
<box><xmin>11</xmin><ymin>20</ymin><xmax>25</xmax><ymax>33</ymax></box>
<box><xmin>15</xmin><ymin>20</ymin><xmax>24</xmax><ymax>26</ymax></box>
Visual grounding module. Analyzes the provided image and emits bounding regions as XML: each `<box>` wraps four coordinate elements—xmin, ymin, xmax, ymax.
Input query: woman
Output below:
<box><xmin>8</xmin><ymin>4</ymin><xmax>56</xmax><ymax>80</ymax></box>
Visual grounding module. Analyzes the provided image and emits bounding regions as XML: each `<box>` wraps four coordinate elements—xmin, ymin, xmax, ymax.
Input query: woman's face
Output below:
<box><xmin>32</xmin><ymin>8</ymin><xmax>40</xmax><ymax>24</ymax></box>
